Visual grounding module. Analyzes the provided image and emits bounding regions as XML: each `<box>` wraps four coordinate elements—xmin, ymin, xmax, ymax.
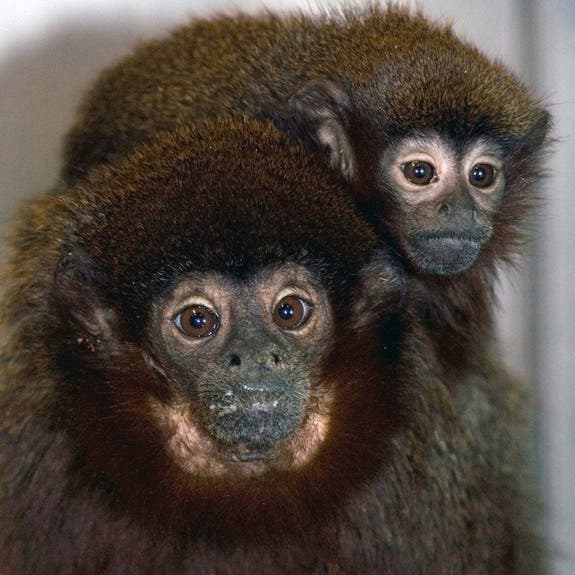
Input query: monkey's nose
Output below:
<box><xmin>228</xmin><ymin>352</ymin><xmax>283</xmax><ymax>368</ymax></box>
<box><xmin>437</xmin><ymin>202</ymin><xmax>450</xmax><ymax>216</ymax></box>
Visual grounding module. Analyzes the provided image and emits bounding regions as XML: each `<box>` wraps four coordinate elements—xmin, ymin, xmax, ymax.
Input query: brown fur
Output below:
<box><xmin>0</xmin><ymin>118</ymin><xmax>540</xmax><ymax>573</ymax></box>
<box><xmin>61</xmin><ymin>4</ymin><xmax>551</xmax><ymax>381</ymax></box>
<box><xmin>63</xmin><ymin>6</ymin><xmax>546</xmax><ymax>179</ymax></box>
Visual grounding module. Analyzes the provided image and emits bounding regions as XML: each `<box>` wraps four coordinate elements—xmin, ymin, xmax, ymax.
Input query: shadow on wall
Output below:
<box><xmin>0</xmin><ymin>20</ymin><xmax>174</xmax><ymax>244</ymax></box>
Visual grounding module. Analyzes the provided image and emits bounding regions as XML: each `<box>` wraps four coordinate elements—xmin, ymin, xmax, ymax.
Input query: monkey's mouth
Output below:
<box><xmin>230</xmin><ymin>443</ymin><xmax>274</xmax><ymax>463</ymax></box>
<box><xmin>203</xmin><ymin>380</ymin><xmax>308</xmax><ymax>454</ymax></box>
<box><xmin>154</xmin><ymin>389</ymin><xmax>331</xmax><ymax>477</ymax></box>
<box><xmin>408</xmin><ymin>233</ymin><xmax>484</xmax><ymax>276</ymax></box>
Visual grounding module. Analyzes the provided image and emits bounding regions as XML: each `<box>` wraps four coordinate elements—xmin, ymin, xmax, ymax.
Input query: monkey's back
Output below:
<box><xmin>62</xmin><ymin>5</ymin><xmax>537</xmax><ymax>184</ymax></box>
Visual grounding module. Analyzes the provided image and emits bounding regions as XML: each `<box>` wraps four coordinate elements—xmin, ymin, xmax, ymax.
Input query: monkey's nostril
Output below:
<box><xmin>272</xmin><ymin>353</ymin><xmax>282</xmax><ymax>366</ymax></box>
<box><xmin>438</xmin><ymin>203</ymin><xmax>450</xmax><ymax>216</ymax></box>
<box><xmin>229</xmin><ymin>354</ymin><xmax>241</xmax><ymax>367</ymax></box>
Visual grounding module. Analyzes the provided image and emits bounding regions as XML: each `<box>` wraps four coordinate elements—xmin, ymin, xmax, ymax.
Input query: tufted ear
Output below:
<box><xmin>53</xmin><ymin>250</ymin><xmax>120</xmax><ymax>344</ymax></box>
<box><xmin>527</xmin><ymin>108</ymin><xmax>552</xmax><ymax>149</ymax></box>
<box><xmin>290</xmin><ymin>79</ymin><xmax>356</xmax><ymax>180</ymax></box>
<box><xmin>507</xmin><ymin>108</ymin><xmax>553</xmax><ymax>166</ymax></box>
<box><xmin>350</xmin><ymin>249</ymin><xmax>407</xmax><ymax>333</ymax></box>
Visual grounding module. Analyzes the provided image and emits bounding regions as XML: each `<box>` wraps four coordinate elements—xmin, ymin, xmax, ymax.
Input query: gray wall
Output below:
<box><xmin>1</xmin><ymin>1</ymin><xmax>573</xmax><ymax>572</ymax></box>
<box><xmin>530</xmin><ymin>2</ymin><xmax>575</xmax><ymax>571</ymax></box>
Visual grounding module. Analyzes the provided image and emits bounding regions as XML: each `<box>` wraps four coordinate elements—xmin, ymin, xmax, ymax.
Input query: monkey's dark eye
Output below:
<box><xmin>401</xmin><ymin>161</ymin><xmax>437</xmax><ymax>186</ymax></box>
<box><xmin>173</xmin><ymin>305</ymin><xmax>219</xmax><ymax>338</ymax></box>
<box><xmin>469</xmin><ymin>163</ymin><xmax>496</xmax><ymax>189</ymax></box>
<box><xmin>273</xmin><ymin>296</ymin><xmax>313</xmax><ymax>330</ymax></box>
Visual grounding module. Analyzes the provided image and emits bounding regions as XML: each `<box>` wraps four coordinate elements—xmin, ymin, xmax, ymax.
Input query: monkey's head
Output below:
<box><xmin>292</xmin><ymin>10</ymin><xmax>551</xmax><ymax>276</ymax></box>
<box><xmin>51</xmin><ymin>118</ymin><xmax>405</xmax><ymax>537</ymax></box>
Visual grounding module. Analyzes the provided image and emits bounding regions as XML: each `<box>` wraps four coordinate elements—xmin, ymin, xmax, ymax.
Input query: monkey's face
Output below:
<box><xmin>291</xmin><ymin>39</ymin><xmax>550</xmax><ymax>278</ymax></box>
<box><xmin>55</xmin><ymin>251</ymin><xmax>398</xmax><ymax>534</ymax></box>
<box><xmin>377</xmin><ymin>133</ymin><xmax>506</xmax><ymax>275</ymax></box>
<box><xmin>145</xmin><ymin>264</ymin><xmax>334</xmax><ymax>469</ymax></box>
<box><xmin>55</xmin><ymin>248</ymin><xmax>400</xmax><ymax>535</ymax></box>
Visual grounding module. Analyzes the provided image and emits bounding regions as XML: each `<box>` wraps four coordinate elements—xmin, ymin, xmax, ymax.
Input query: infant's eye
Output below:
<box><xmin>469</xmin><ymin>163</ymin><xmax>496</xmax><ymax>189</ymax></box>
<box><xmin>273</xmin><ymin>296</ymin><xmax>313</xmax><ymax>330</ymax></box>
<box><xmin>173</xmin><ymin>305</ymin><xmax>219</xmax><ymax>338</ymax></box>
<box><xmin>401</xmin><ymin>160</ymin><xmax>437</xmax><ymax>185</ymax></box>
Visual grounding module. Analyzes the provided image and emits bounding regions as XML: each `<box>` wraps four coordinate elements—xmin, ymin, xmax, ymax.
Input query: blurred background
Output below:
<box><xmin>1</xmin><ymin>0</ymin><xmax>573</xmax><ymax>572</ymax></box>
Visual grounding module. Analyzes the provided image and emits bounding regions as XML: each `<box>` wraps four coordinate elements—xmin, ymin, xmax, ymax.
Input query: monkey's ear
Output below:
<box><xmin>350</xmin><ymin>250</ymin><xmax>407</xmax><ymax>332</ymax></box>
<box><xmin>53</xmin><ymin>251</ymin><xmax>119</xmax><ymax>342</ymax></box>
<box><xmin>513</xmin><ymin>108</ymin><xmax>553</xmax><ymax>159</ymax></box>
<box><xmin>526</xmin><ymin>109</ymin><xmax>552</xmax><ymax>149</ymax></box>
<box><xmin>290</xmin><ymin>79</ymin><xmax>356</xmax><ymax>180</ymax></box>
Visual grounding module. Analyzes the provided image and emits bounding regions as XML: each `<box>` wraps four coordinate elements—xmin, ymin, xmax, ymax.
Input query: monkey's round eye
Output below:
<box><xmin>469</xmin><ymin>163</ymin><xmax>496</xmax><ymax>189</ymax></box>
<box><xmin>273</xmin><ymin>296</ymin><xmax>313</xmax><ymax>330</ymax></box>
<box><xmin>401</xmin><ymin>161</ymin><xmax>437</xmax><ymax>186</ymax></box>
<box><xmin>173</xmin><ymin>305</ymin><xmax>219</xmax><ymax>338</ymax></box>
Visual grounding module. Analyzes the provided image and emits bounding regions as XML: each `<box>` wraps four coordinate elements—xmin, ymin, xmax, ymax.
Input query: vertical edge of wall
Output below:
<box><xmin>523</xmin><ymin>1</ymin><xmax>575</xmax><ymax>573</ymax></box>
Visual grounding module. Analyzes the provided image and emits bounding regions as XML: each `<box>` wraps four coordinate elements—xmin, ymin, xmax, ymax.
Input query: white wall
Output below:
<box><xmin>1</xmin><ymin>2</ymin><xmax>573</xmax><ymax>572</ymax></box>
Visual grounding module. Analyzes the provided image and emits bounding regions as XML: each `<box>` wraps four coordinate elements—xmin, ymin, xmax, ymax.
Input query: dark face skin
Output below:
<box><xmin>377</xmin><ymin>132</ymin><xmax>506</xmax><ymax>275</ymax></box>
<box><xmin>144</xmin><ymin>264</ymin><xmax>334</xmax><ymax>463</ymax></box>
<box><xmin>53</xmin><ymin>246</ymin><xmax>401</xmax><ymax>531</ymax></box>
<box><xmin>291</xmin><ymin>85</ymin><xmax>508</xmax><ymax>277</ymax></box>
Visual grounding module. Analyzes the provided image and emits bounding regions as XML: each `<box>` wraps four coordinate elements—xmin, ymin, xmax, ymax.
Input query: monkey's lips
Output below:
<box><xmin>408</xmin><ymin>233</ymin><xmax>484</xmax><ymax>276</ymax></box>
<box><xmin>231</xmin><ymin>444</ymin><xmax>274</xmax><ymax>463</ymax></box>
<box><xmin>207</xmin><ymin>394</ymin><xmax>306</xmax><ymax>453</ymax></box>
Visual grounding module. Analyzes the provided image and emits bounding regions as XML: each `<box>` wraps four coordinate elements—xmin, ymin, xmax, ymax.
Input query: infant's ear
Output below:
<box><xmin>350</xmin><ymin>249</ymin><xmax>406</xmax><ymax>332</ymax></box>
<box><xmin>510</xmin><ymin>108</ymin><xmax>553</xmax><ymax>164</ymax></box>
<box><xmin>290</xmin><ymin>79</ymin><xmax>356</xmax><ymax>180</ymax></box>
<box><xmin>53</xmin><ymin>250</ymin><xmax>119</xmax><ymax>342</ymax></box>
